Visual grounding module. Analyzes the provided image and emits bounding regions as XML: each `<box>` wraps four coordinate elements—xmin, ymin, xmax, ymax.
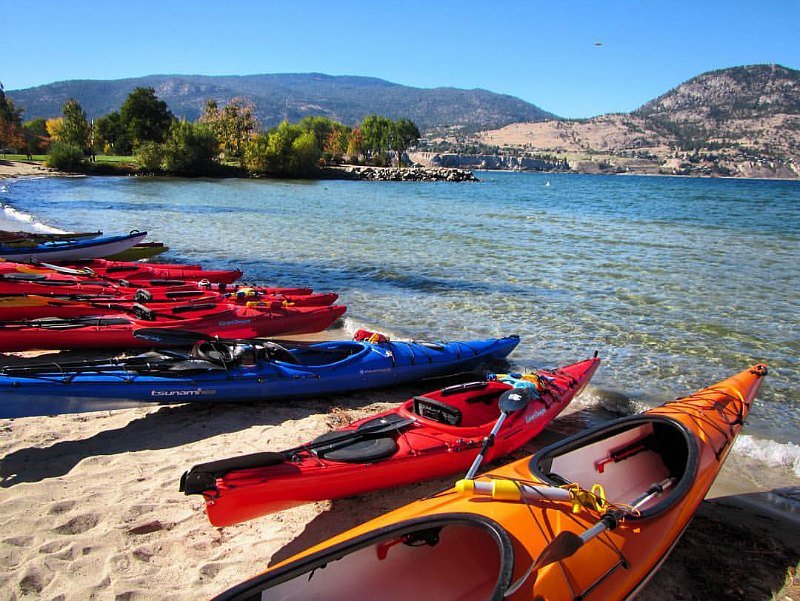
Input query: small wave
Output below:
<box><xmin>733</xmin><ymin>434</ymin><xmax>800</xmax><ymax>477</ymax></box>
<box><xmin>573</xmin><ymin>386</ymin><xmax>650</xmax><ymax>416</ymax></box>
<box><xmin>341</xmin><ymin>316</ymin><xmax>406</xmax><ymax>341</ymax></box>
<box><xmin>1</xmin><ymin>204</ymin><xmax>66</xmax><ymax>234</ymax></box>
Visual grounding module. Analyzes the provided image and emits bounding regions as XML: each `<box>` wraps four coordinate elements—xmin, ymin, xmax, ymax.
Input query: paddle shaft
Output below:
<box><xmin>465</xmin><ymin>412</ymin><xmax>508</xmax><ymax>480</ymax></box>
<box><xmin>578</xmin><ymin>477</ymin><xmax>675</xmax><ymax>544</ymax></box>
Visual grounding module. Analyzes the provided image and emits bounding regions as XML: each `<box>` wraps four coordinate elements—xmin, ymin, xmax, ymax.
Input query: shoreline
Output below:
<box><xmin>3</xmin><ymin>158</ymin><xmax>798</xmax><ymax>185</ymax></box>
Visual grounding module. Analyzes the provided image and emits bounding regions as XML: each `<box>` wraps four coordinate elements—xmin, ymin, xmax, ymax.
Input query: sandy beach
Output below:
<box><xmin>1</xmin><ymin>160</ymin><xmax>798</xmax><ymax>599</ymax></box>
<box><xmin>0</xmin><ymin>353</ymin><xmax>797</xmax><ymax>600</ymax></box>
<box><xmin>0</xmin><ymin>160</ymin><xmax>59</xmax><ymax>181</ymax></box>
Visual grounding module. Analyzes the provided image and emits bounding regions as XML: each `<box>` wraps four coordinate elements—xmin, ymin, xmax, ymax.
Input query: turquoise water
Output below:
<box><xmin>2</xmin><ymin>172</ymin><xmax>799</xmax><ymax>453</ymax></box>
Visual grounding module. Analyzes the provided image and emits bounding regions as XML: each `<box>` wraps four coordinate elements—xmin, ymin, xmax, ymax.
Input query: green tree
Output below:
<box><xmin>60</xmin><ymin>98</ymin><xmax>90</xmax><ymax>151</ymax></box>
<box><xmin>242</xmin><ymin>133</ymin><xmax>271</xmax><ymax>174</ymax></box>
<box><xmin>299</xmin><ymin>116</ymin><xmax>336</xmax><ymax>152</ymax></box>
<box><xmin>360</xmin><ymin>114</ymin><xmax>394</xmax><ymax>163</ymax></box>
<box><xmin>120</xmin><ymin>87</ymin><xmax>174</xmax><ymax>148</ymax></box>
<box><xmin>289</xmin><ymin>130</ymin><xmax>321</xmax><ymax>175</ymax></box>
<box><xmin>160</xmin><ymin>120</ymin><xmax>219</xmax><ymax>176</ymax></box>
<box><xmin>46</xmin><ymin>142</ymin><xmax>84</xmax><ymax>171</ymax></box>
<box><xmin>200</xmin><ymin>97</ymin><xmax>259</xmax><ymax>165</ymax></box>
<box><xmin>94</xmin><ymin>111</ymin><xmax>129</xmax><ymax>154</ymax></box>
<box><xmin>242</xmin><ymin>121</ymin><xmax>320</xmax><ymax>176</ymax></box>
<box><xmin>133</xmin><ymin>141</ymin><xmax>163</xmax><ymax>172</ymax></box>
<box><xmin>391</xmin><ymin>118</ymin><xmax>420</xmax><ymax>167</ymax></box>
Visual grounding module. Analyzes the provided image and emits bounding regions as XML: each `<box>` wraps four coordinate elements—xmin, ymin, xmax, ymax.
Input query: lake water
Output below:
<box><xmin>2</xmin><ymin>171</ymin><xmax>799</xmax><ymax>475</ymax></box>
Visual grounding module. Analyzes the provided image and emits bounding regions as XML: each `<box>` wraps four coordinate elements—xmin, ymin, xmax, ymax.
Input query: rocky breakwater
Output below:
<box><xmin>323</xmin><ymin>165</ymin><xmax>478</xmax><ymax>182</ymax></box>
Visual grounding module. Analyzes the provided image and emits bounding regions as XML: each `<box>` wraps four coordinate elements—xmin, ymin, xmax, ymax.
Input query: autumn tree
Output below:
<box><xmin>45</xmin><ymin>118</ymin><xmax>65</xmax><ymax>141</ymax></box>
<box><xmin>0</xmin><ymin>83</ymin><xmax>25</xmax><ymax>152</ymax></box>
<box><xmin>346</xmin><ymin>126</ymin><xmax>364</xmax><ymax>161</ymax></box>
<box><xmin>22</xmin><ymin>119</ymin><xmax>50</xmax><ymax>155</ymax></box>
<box><xmin>200</xmin><ymin>97</ymin><xmax>259</xmax><ymax>165</ymax></box>
<box><xmin>323</xmin><ymin>123</ymin><xmax>351</xmax><ymax>160</ymax></box>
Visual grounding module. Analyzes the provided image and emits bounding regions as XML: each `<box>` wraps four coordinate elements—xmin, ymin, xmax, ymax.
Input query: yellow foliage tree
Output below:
<box><xmin>46</xmin><ymin>118</ymin><xmax>64</xmax><ymax>141</ymax></box>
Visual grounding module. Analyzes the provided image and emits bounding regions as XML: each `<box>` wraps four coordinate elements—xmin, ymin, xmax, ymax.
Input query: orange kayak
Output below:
<box><xmin>214</xmin><ymin>364</ymin><xmax>767</xmax><ymax>601</ymax></box>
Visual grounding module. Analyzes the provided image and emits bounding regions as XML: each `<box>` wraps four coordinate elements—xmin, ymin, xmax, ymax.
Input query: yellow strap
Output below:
<box><xmin>565</xmin><ymin>483</ymin><xmax>607</xmax><ymax>514</ymax></box>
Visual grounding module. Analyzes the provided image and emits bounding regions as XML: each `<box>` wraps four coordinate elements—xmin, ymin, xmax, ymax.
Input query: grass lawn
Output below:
<box><xmin>0</xmin><ymin>153</ymin><xmax>134</xmax><ymax>164</ymax></box>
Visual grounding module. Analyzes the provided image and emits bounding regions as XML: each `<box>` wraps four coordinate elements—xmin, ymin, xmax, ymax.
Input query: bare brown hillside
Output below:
<box><xmin>472</xmin><ymin>65</ymin><xmax>800</xmax><ymax>178</ymax></box>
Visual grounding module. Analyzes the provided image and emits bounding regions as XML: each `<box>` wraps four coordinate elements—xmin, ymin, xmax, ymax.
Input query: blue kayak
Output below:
<box><xmin>0</xmin><ymin>335</ymin><xmax>520</xmax><ymax>417</ymax></box>
<box><xmin>0</xmin><ymin>231</ymin><xmax>147</xmax><ymax>262</ymax></box>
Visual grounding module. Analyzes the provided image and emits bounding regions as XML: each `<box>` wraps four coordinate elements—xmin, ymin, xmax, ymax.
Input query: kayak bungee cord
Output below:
<box><xmin>657</xmin><ymin>372</ymin><xmax>761</xmax><ymax>459</ymax></box>
<box><xmin>456</xmin><ymin>472</ymin><xmax>676</xmax><ymax>598</ymax></box>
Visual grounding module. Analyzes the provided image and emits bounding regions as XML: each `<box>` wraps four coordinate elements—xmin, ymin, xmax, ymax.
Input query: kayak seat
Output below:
<box><xmin>259</xmin><ymin>342</ymin><xmax>299</xmax><ymax>364</ymax></box>
<box><xmin>312</xmin><ymin>433</ymin><xmax>399</xmax><ymax>463</ymax></box>
<box><xmin>191</xmin><ymin>341</ymin><xmax>236</xmax><ymax>365</ymax></box>
<box><xmin>413</xmin><ymin>396</ymin><xmax>462</xmax><ymax>426</ymax></box>
<box><xmin>132</xmin><ymin>303</ymin><xmax>155</xmax><ymax>321</ymax></box>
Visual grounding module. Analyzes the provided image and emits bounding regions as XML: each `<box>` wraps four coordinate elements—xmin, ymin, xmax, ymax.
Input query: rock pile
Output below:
<box><xmin>323</xmin><ymin>165</ymin><xmax>478</xmax><ymax>182</ymax></box>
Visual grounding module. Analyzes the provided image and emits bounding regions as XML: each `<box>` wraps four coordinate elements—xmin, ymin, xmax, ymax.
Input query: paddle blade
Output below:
<box><xmin>532</xmin><ymin>531</ymin><xmax>585</xmax><ymax>570</ymax></box>
<box><xmin>133</xmin><ymin>327</ymin><xmax>211</xmax><ymax>345</ymax></box>
<box><xmin>180</xmin><ymin>451</ymin><xmax>288</xmax><ymax>495</ymax></box>
<box><xmin>498</xmin><ymin>387</ymin><xmax>532</xmax><ymax>412</ymax></box>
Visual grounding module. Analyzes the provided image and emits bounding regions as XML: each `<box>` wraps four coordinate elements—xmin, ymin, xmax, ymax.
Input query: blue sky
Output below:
<box><xmin>3</xmin><ymin>0</ymin><xmax>799</xmax><ymax>118</ymax></box>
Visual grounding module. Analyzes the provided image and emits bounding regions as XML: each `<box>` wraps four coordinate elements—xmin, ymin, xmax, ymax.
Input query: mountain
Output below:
<box><xmin>7</xmin><ymin>73</ymin><xmax>557</xmax><ymax>134</ymax></box>
<box><xmin>473</xmin><ymin>64</ymin><xmax>800</xmax><ymax>178</ymax></box>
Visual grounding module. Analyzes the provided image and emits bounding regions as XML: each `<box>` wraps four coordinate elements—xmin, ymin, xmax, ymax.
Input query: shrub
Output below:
<box><xmin>45</xmin><ymin>142</ymin><xmax>84</xmax><ymax>171</ymax></box>
<box><xmin>134</xmin><ymin>141</ymin><xmax>163</xmax><ymax>172</ymax></box>
<box><xmin>160</xmin><ymin>120</ymin><xmax>219</xmax><ymax>176</ymax></box>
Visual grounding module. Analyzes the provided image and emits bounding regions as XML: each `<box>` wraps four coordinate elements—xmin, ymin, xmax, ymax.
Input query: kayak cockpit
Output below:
<box><xmin>406</xmin><ymin>382</ymin><xmax>503</xmax><ymax>428</ymax></box>
<box><xmin>530</xmin><ymin>415</ymin><xmax>698</xmax><ymax>518</ymax></box>
<box><xmin>214</xmin><ymin>514</ymin><xmax>513</xmax><ymax>601</ymax></box>
<box><xmin>287</xmin><ymin>341</ymin><xmax>369</xmax><ymax>366</ymax></box>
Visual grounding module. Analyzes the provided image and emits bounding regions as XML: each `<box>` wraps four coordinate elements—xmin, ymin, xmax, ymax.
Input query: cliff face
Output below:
<box><xmin>474</xmin><ymin>64</ymin><xmax>800</xmax><ymax>178</ymax></box>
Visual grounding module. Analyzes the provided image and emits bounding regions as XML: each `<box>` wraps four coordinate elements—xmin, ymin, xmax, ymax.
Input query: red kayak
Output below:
<box><xmin>0</xmin><ymin>291</ymin><xmax>339</xmax><ymax>320</ymax></box>
<box><xmin>0</xmin><ymin>259</ymin><xmax>241</xmax><ymax>284</ymax></box>
<box><xmin>0</xmin><ymin>273</ymin><xmax>315</xmax><ymax>299</ymax></box>
<box><xmin>0</xmin><ymin>303</ymin><xmax>346</xmax><ymax>352</ymax></box>
<box><xmin>180</xmin><ymin>354</ymin><xmax>600</xmax><ymax>527</ymax></box>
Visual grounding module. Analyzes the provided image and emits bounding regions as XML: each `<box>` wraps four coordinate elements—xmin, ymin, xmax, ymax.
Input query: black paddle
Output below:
<box><xmin>503</xmin><ymin>477</ymin><xmax>676</xmax><ymax>597</ymax></box>
<box><xmin>180</xmin><ymin>414</ymin><xmax>417</xmax><ymax>495</ymax></box>
<box><xmin>132</xmin><ymin>327</ymin><xmax>319</xmax><ymax>349</ymax></box>
<box><xmin>464</xmin><ymin>387</ymin><xmax>534</xmax><ymax>479</ymax></box>
<box><xmin>0</xmin><ymin>350</ymin><xmax>193</xmax><ymax>376</ymax></box>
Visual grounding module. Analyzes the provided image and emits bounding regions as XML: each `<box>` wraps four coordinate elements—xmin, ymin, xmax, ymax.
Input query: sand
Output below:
<box><xmin>0</xmin><ymin>364</ymin><xmax>798</xmax><ymax>601</ymax></box>
<box><xmin>1</xmin><ymin>159</ymin><xmax>798</xmax><ymax>599</ymax></box>
<box><xmin>0</xmin><ymin>159</ymin><xmax>60</xmax><ymax>181</ymax></box>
